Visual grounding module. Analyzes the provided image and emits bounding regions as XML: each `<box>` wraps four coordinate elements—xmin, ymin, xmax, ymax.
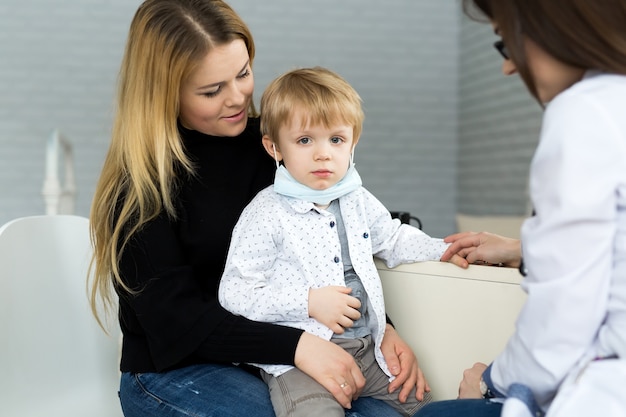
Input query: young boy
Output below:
<box><xmin>218</xmin><ymin>67</ymin><xmax>449</xmax><ymax>417</ymax></box>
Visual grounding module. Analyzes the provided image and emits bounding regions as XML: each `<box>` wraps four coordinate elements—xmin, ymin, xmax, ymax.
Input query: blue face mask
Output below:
<box><xmin>272</xmin><ymin>145</ymin><xmax>362</xmax><ymax>205</ymax></box>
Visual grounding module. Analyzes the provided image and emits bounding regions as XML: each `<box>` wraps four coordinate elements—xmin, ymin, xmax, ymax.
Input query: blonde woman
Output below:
<box><xmin>90</xmin><ymin>1</ymin><xmax>427</xmax><ymax>416</ymax></box>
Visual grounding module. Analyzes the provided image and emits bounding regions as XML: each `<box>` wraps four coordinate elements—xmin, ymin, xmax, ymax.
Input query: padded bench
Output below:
<box><xmin>377</xmin><ymin>259</ymin><xmax>526</xmax><ymax>400</ymax></box>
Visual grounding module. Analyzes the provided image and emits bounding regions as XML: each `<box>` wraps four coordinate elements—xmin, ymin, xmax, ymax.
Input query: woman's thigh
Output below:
<box><xmin>119</xmin><ymin>363</ymin><xmax>276</xmax><ymax>417</ymax></box>
<box><xmin>119</xmin><ymin>362</ymin><xmax>420</xmax><ymax>417</ymax></box>
<box><xmin>415</xmin><ymin>399</ymin><xmax>503</xmax><ymax>417</ymax></box>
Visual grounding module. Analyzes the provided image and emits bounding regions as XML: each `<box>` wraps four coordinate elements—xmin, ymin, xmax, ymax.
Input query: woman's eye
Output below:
<box><xmin>298</xmin><ymin>137</ymin><xmax>311</xmax><ymax>145</ymax></box>
<box><xmin>238</xmin><ymin>69</ymin><xmax>251</xmax><ymax>79</ymax></box>
<box><xmin>202</xmin><ymin>88</ymin><xmax>220</xmax><ymax>98</ymax></box>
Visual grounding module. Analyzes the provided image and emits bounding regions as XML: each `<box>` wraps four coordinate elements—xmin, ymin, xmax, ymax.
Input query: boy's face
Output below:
<box><xmin>263</xmin><ymin>109</ymin><xmax>356</xmax><ymax>190</ymax></box>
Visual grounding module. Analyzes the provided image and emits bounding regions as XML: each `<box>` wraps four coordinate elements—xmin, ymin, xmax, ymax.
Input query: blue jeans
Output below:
<box><xmin>119</xmin><ymin>363</ymin><xmax>402</xmax><ymax>417</ymax></box>
<box><xmin>414</xmin><ymin>399</ymin><xmax>503</xmax><ymax>417</ymax></box>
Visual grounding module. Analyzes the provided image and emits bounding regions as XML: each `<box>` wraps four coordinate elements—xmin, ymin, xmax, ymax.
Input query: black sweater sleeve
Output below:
<box><xmin>117</xmin><ymin>213</ymin><xmax>303</xmax><ymax>372</ymax></box>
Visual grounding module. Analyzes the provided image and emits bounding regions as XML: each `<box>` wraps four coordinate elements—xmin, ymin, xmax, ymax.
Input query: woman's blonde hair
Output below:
<box><xmin>260</xmin><ymin>67</ymin><xmax>364</xmax><ymax>145</ymax></box>
<box><xmin>89</xmin><ymin>0</ymin><xmax>255</xmax><ymax>329</ymax></box>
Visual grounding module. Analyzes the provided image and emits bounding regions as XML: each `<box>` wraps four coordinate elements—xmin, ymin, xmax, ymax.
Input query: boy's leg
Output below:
<box><xmin>335</xmin><ymin>336</ymin><xmax>432</xmax><ymax>417</ymax></box>
<box><xmin>261</xmin><ymin>368</ymin><xmax>344</xmax><ymax>417</ymax></box>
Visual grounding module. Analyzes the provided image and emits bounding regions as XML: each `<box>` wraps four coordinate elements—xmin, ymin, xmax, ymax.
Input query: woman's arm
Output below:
<box><xmin>117</xmin><ymin>211</ymin><xmax>305</xmax><ymax>369</ymax></box>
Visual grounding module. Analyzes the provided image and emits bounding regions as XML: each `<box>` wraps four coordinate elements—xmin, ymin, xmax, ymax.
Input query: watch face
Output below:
<box><xmin>479</xmin><ymin>378</ymin><xmax>488</xmax><ymax>395</ymax></box>
<box><xmin>479</xmin><ymin>378</ymin><xmax>495</xmax><ymax>399</ymax></box>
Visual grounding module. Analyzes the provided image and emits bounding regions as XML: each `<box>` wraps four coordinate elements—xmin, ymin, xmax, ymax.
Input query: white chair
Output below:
<box><xmin>0</xmin><ymin>215</ymin><xmax>122</xmax><ymax>416</ymax></box>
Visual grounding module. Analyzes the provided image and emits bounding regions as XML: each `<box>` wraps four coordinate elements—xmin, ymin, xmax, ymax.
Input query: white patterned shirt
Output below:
<box><xmin>218</xmin><ymin>185</ymin><xmax>448</xmax><ymax>376</ymax></box>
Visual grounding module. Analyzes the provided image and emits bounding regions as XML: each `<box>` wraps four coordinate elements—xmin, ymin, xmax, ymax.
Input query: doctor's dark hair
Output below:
<box><xmin>463</xmin><ymin>0</ymin><xmax>626</xmax><ymax>100</ymax></box>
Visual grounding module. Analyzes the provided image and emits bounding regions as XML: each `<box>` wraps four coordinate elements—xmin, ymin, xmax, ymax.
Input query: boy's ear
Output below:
<box><xmin>262</xmin><ymin>135</ymin><xmax>282</xmax><ymax>161</ymax></box>
<box><xmin>350</xmin><ymin>137</ymin><xmax>360</xmax><ymax>152</ymax></box>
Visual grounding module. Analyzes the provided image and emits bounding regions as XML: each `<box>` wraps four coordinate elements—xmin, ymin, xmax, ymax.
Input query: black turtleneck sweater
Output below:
<box><xmin>117</xmin><ymin>118</ymin><xmax>303</xmax><ymax>373</ymax></box>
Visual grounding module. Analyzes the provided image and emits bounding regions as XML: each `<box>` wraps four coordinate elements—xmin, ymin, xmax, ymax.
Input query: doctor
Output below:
<box><xmin>420</xmin><ymin>0</ymin><xmax>626</xmax><ymax>416</ymax></box>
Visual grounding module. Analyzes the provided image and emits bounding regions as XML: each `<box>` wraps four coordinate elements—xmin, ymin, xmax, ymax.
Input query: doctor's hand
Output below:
<box><xmin>441</xmin><ymin>231</ymin><xmax>522</xmax><ymax>269</ymax></box>
<box><xmin>458</xmin><ymin>362</ymin><xmax>487</xmax><ymax>399</ymax></box>
<box><xmin>309</xmin><ymin>286</ymin><xmax>360</xmax><ymax>334</ymax></box>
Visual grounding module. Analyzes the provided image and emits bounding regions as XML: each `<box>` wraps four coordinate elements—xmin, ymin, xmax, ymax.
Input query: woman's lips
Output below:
<box><xmin>223</xmin><ymin>109</ymin><xmax>246</xmax><ymax>122</ymax></box>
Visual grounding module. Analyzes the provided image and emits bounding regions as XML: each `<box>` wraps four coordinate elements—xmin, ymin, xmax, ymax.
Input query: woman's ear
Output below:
<box><xmin>262</xmin><ymin>135</ymin><xmax>282</xmax><ymax>161</ymax></box>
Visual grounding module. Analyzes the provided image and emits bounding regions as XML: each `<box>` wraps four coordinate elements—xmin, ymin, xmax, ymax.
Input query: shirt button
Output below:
<box><xmin>334</xmin><ymin>256</ymin><xmax>340</xmax><ymax>263</ymax></box>
<box><xmin>330</xmin><ymin>221</ymin><xmax>336</xmax><ymax>228</ymax></box>
<box><xmin>363</xmin><ymin>232</ymin><xmax>369</xmax><ymax>239</ymax></box>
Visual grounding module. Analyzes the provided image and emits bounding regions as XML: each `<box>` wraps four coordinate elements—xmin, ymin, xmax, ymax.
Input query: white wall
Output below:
<box><xmin>0</xmin><ymin>0</ymin><xmax>459</xmax><ymax>236</ymax></box>
<box><xmin>0</xmin><ymin>0</ymin><xmax>139</xmax><ymax>223</ymax></box>
<box><xmin>1</xmin><ymin>1</ymin><xmax>542</xmax><ymax>237</ymax></box>
<box><xmin>457</xmin><ymin>14</ymin><xmax>542</xmax><ymax>216</ymax></box>
<box><xmin>230</xmin><ymin>0</ymin><xmax>460</xmax><ymax>236</ymax></box>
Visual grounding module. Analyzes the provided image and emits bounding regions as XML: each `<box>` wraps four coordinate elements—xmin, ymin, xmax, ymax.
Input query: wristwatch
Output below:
<box><xmin>479</xmin><ymin>377</ymin><xmax>495</xmax><ymax>399</ymax></box>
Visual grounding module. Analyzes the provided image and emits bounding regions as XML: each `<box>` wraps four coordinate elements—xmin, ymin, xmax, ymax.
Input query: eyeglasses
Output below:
<box><xmin>494</xmin><ymin>40</ymin><xmax>509</xmax><ymax>60</ymax></box>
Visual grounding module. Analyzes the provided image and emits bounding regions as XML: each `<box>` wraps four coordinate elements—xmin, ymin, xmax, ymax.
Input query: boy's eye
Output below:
<box><xmin>298</xmin><ymin>137</ymin><xmax>312</xmax><ymax>145</ymax></box>
<box><xmin>330</xmin><ymin>136</ymin><xmax>344</xmax><ymax>144</ymax></box>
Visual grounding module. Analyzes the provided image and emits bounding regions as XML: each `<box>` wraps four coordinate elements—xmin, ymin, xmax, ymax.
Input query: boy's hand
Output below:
<box><xmin>309</xmin><ymin>286</ymin><xmax>361</xmax><ymax>334</ymax></box>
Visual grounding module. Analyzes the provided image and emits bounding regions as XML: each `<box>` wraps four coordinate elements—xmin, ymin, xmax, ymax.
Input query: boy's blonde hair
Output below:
<box><xmin>260</xmin><ymin>67</ymin><xmax>364</xmax><ymax>144</ymax></box>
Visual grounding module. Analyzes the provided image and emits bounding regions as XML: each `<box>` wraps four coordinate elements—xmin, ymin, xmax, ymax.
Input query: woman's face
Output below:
<box><xmin>179</xmin><ymin>39</ymin><xmax>254</xmax><ymax>137</ymax></box>
<box><xmin>494</xmin><ymin>25</ymin><xmax>585</xmax><ymax>103</ymax></box>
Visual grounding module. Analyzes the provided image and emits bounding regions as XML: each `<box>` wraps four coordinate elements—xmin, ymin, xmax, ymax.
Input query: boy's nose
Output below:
<box><xmin>314</xmin><ymin>147</ymin><xmax>331</xmax><ymax>160</ymax></box>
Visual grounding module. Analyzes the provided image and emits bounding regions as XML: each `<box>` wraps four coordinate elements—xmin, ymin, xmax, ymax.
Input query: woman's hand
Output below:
<box><xmin>294</xmin><ymin>332</ymin><xmax>365</xmax><ymax>409</ymax></box>
<box><xmin>381</xmin><ymin>324</ymin><xmax>430</xmax><ymax>402</ymax></box>
<box><xmin>441</xmin><ymin>231</ymin><xmax>522</xmax><ymax>269</ymax></box>
<box><xmin>458</xmin><ymin>362</ymin><xmax>487</xmax><ymax>399</ymax></box>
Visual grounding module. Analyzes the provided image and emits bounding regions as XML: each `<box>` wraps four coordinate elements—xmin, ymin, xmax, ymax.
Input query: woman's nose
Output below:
<box><xmin>225</xmin><ymin>84</ymin><xmax>245</xmax><ymax>107</ymax></box>
<box><xmin>502</xmin><ymin>59</ymin><xmax>517</xmax><ymax>76</ymax></box>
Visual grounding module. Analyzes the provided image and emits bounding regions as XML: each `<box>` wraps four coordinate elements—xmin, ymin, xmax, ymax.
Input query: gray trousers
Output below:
<box><xmin>261</xmin><ymin>336</ymin><xmax>432</xmax><ymax>417</ymax></box>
